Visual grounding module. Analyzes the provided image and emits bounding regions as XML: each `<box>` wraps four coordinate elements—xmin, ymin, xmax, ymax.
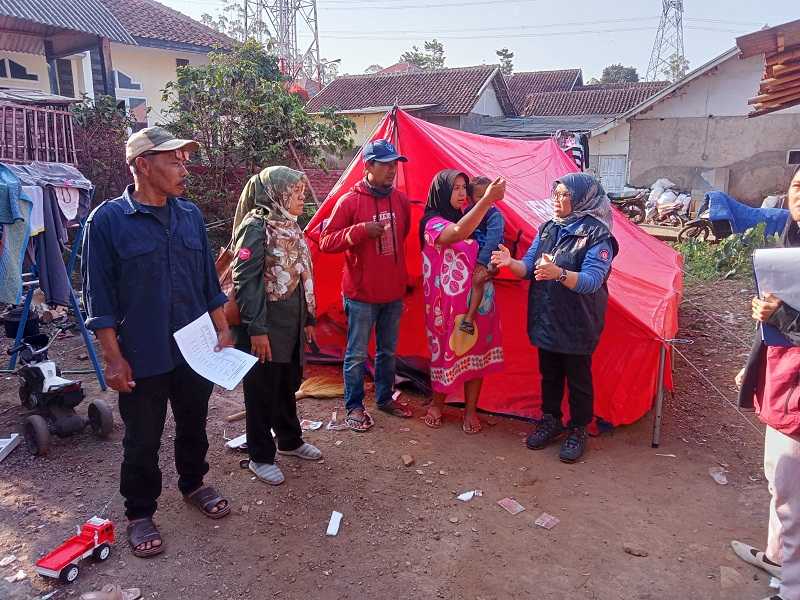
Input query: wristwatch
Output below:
<box><xmin>558</xmin><ymin>268</ymin><xmax>567</xmax><ymax>282</ymax></box>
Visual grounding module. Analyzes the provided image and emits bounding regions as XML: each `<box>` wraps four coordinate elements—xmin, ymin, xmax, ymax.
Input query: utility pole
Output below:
<box><xmin>646</xmin><ymin>0</ymin><xmax>685</xmax><ymax>81</ymax></box>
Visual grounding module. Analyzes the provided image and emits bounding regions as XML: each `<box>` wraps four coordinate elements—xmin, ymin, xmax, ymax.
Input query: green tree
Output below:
<box><xmin>496</xmin><ymin>48</ymin><xmax>514</xmax><ymax>76</ymax></box>
<box><xmin>161</xmin><ymin>40</ymin><xmax>355</xmax><ymax>220</ymax></box>
<box><xmin>201</xmin><ymin>0</ymin><xmax>269</xmax><ymax>43</ymax></box>
<box><xmin>662</xmin><ymin>54</ymin><xmax>690</xmax><ymax>82</ymax></box>
<box><xmin>400</xmin><ymin>39</ymin><xmax>445</xmax><ymax>70</ymax></box>
<box><xmin>364</xmin><ymin>64</ymin><xmax>384</xmax><ymax>74</ymax></box>
<box><xmin>599</xmin><ymin>64</ymin><xmax>640</xmax><ymax>84</ymax></box>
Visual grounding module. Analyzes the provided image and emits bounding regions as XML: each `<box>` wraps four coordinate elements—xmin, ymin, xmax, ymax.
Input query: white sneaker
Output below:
<box><xmin>248</xmin><ymin>460</ymin><xmax>285</xmax><ymax>485</ymax></box>
<box><xmin>278</xmin><ymin>442</ymin><xmax>322</xmax><ymax>460</ymax></box>
<box><xmin>731</xmin><ymin>540</ymin><xmax>782</xmax><ymax>579</ymax></box>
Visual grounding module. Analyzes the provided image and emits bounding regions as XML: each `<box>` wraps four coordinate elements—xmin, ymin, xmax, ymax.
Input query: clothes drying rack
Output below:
<box><xmin>3</xmin><ymin>218</ymin><xmax>106</xmax><ymax>390</ymax></box>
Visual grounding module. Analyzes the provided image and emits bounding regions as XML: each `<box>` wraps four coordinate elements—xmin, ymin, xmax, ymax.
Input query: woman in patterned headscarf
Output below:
<box><xmin>492</xmin><ymin>172</ymin><xmax>618</xmax><ymax>464</ymax></box>
<box><xmin>231</xmin><ymin>166</ymin><xmax>322</xmax><ymax>487</ymax></box>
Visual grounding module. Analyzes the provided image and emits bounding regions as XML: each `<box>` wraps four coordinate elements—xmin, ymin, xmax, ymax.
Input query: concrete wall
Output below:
<box><xmin>628</xmin><ymin>113</ymin><xmax>800</xmax><ymax>202</ymax></box>
<box><xmin>110</xmin><ymin>43</ymin><xmax>210</xmax><ymax>126</ymax></box>
<box><xmin>589</xmin><ymin>122</ymin><xmax>630</xmax><ymax>157</ymax></box>
<box><xmin>626</xmin><ymin>53</ymin><xmax>800</xmax><ymax>202</ymax></box>
<box><xmin>644</xmin><ymin>54</ymin><xmax>800</xmax><ymax>119</ymax></box>
<box><xmin>339</xmin><ymin>111</ymin><xmax>386</xmax><ymax>148</ymax></box>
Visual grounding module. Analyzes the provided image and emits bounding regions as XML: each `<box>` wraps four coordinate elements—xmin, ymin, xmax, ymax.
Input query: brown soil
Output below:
<box><xmin>0</xmin><ymin>278</ymin><xmax>776</xmax><ymax>600</ymax></box>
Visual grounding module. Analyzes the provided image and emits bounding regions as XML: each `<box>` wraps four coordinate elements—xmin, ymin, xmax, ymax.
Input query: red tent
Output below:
<box><xmin>305</xmin><ymin>109</ymin><xmax>682</xmax><ymax>426</ymax></box>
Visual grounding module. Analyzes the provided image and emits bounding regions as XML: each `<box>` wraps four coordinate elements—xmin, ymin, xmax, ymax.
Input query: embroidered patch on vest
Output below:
<box><xmin>599</xmin><ymin>248</ymin><xmax>610</xmax><ymax>262</ymax></box>
<box><xmin>238</xmin><ymin>247</ymin><xmax>252</xmax><ymax>261</ymax></box>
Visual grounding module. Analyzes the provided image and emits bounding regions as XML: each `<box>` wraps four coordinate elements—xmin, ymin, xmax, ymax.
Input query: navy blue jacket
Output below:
<box><xmin>82</xmin><ymin>186</ymin><xmax>226</xmax><ymax>379</ymax></box>
<box><xmin>526</xmin><ymin>216</ymin><xmax>618</xmax><ymax>355</ymax></box>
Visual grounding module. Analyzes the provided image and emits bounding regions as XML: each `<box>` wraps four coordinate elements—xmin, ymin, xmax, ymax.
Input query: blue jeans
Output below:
<box><xmin>343</xmin><ymin>297</ymin><xmax>403</xmax><ymax>413</ymax></box>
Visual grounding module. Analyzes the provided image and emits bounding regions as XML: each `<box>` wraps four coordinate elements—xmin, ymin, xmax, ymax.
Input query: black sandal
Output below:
<box><xmin>127</xmin><ymin>518</ymin><xmax>164</xmax><ymax>558</ymax></box>
<box><xmin>184</xmin><ymin>485</ymin><xmax>231</xmax><ymax>519</ymax></box>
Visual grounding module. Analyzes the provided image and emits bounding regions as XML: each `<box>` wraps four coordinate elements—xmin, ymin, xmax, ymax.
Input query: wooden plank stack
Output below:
<box><xmin>737</xmin><ymin>20</ymin><xmax>800</xmax><ymax>118</ymax></box>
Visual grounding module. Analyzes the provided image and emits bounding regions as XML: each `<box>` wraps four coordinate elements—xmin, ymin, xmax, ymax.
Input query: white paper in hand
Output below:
<box><xmin>173</xmin><ymin>312</ymin><xmax>257</xmax><ymax>390</ymax></box>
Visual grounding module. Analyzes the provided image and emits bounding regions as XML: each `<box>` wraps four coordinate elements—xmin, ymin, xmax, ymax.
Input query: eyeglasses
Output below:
<box><xmin>553</xmin><ymin>191</ymin><xmax>572</xmax><ymax>200</ymax></box>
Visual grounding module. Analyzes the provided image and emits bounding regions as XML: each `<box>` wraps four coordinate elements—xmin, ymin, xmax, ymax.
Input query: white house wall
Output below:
<box><xmin>627</xmin><ymin>53</ymin><xmax>800</xmax><ymax>202</ymax></box>
<box><xmin>471</xmin><ymin>84</ymin><xmax>504</xmax><ymax>117</ymax></box>
<box><xmin>589</xmin><ymin>122</ymin><xmax>630</xmax><ymax>157</ymax></box>
<box><xmin>0</xmin><ymin>51</ymin><xmax>49</xmax><ymax>92</ymax></box>
<box><xmin>642</xmin><ymin>54</ymin><xmax>800</xmax><ymax>118</ymax></box>
<box><xmin>110</xmin><ymin>43</ymin><xmax>209</xmax><ymax>126</ymax></box>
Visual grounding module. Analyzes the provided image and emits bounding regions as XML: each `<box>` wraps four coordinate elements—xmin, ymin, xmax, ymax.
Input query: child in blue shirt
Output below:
<box><xmin>461</xmin><ymin>176</ymin><xmax>505</xmax><ymax>335</ymax></box>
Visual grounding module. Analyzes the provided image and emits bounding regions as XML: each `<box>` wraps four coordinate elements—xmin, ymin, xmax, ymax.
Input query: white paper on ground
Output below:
<box><xmin>457</xmin><ymin>490</ymin><xmax>483</xmax><ymax>502</ymax></box>
<box><xmin>326</xmin><ymin>511</ymin><xmax>343</xmax><ymax>536</ymax></box>
<box><xmin>173</xmin><ymin>312</ymin><xmax>258</xmax><ymax>390</ymax></box>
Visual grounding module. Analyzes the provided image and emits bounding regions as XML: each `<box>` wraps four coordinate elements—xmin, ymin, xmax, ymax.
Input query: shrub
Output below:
<box><xmin>72</xmin><ymin>95</ymin><xmax>135</xmax><ymax>204</ymax></box>
<box><xmin>676</xmin><ymin>223</ymin><xmax>779</xmax><ymax>280</ymax></box>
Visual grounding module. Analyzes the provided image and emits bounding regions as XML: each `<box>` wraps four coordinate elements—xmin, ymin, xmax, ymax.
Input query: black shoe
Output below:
<box><xmin>559</xmin><ymin>427</ymin><xmax>587</xmax><ymax>463</ymax></box>
<box><xmin>526</xmin><ymin>414</ymin><xmax>565</xmax><ymax>450</ymax></box>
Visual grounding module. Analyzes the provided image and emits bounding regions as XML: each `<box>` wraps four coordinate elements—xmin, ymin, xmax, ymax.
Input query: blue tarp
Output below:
<box><xmin>707</xmin><ymin>191</ymin><xmax>789</xmax><ymax>237</ymax></box>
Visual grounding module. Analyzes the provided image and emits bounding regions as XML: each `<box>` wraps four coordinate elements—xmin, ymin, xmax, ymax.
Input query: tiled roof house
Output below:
<box><xmin>307</xmin><ymin>65</ymin><xmax>517</xmax><ymax>145</ymax></box>
<box><xmin>0</xmin><ymin>0</ymin><xmax>236</xmax><ymax>128</ymax></box>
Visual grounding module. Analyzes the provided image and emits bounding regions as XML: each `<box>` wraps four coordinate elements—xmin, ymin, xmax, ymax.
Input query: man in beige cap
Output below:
<box><xmin>82</xmin><ymin>126</ymin><xmax>233</xmax><ymax>559</ymax></box>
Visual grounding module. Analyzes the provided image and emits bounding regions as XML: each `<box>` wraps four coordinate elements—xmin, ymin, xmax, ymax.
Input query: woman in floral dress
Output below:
<box><xmin>419</xmin><ymin>170</ymin><xmax>506</xmax><ymax>433</ymax></box>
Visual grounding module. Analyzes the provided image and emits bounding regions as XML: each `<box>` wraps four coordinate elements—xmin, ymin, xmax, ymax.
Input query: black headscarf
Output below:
<box><xmin>783</xmin><ymin>165</ymin><xmax>800</xmax><ymax>248</ymax></box>
<box><xmin>419</xmin><ymin>169</ymin><xmax>469</xmax><ymax>247</ymax></box>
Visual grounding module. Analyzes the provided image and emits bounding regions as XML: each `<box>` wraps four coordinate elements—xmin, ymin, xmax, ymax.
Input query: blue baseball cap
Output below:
<box><xmin>362</xmin><ymin>139</ymin><xmax>407</xmax><ymax>163</ymax></box>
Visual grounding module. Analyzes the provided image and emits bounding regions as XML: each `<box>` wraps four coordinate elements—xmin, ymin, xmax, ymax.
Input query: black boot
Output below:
<box><xmin>559</xmin><ymin>427</ymin><xmax>587</xmax><ymax>463</ymax></box>
<box><xmin>526</xmin><ymin>414</ymin><xmax>564</xmax><ymax>450</ymax></box>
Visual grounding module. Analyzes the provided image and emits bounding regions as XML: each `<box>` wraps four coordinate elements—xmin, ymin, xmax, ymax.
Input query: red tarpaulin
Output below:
<box><xmin>305</xmin><ymin>109</ymin><xmax>682</xmax><ymax>426</ymax></box>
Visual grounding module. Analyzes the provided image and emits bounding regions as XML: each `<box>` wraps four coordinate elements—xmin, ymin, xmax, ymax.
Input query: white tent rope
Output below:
<box><xmin>670</xmin><ymin>344</ymin><xmax>763</xmax><ymax>438</ymax></box>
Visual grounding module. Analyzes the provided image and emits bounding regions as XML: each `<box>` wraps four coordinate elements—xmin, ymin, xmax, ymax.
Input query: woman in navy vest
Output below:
<box><xmin>492</xmin><ymin>173</ymin><xmax>618</xmax><ymax>463</ymax></box>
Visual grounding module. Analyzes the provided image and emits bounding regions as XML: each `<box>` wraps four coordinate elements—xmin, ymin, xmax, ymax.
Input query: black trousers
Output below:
<box><xmin>118</xmin><ymin>364</ymin><xmax>213</xmax><ymax>520</ymax></box>
<box><xmin>538</xmin><ymin>348</ymin><xmax>594</xmax><ymax>428</ymax></box>
<box><xmin>242</xmin><ymin>351</ymin><xmax>304</xmax><ymax>464</ymax></box>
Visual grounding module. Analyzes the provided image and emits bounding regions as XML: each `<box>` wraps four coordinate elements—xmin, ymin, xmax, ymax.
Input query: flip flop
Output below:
<box><xmin>462</xmin><ymin>419</ymin><xmax>482</xmax><ymax>435</ymax></box>
<box><xmin>423</xmin><ymin>408</ymin><xmax>443</xmax><ymax>429</ymax></box>
<box><xmin>126</xmin><ymin>518</ymin><xmax>164</xmax><ymax>559</ymax></box>
<box><xmin>184</xmin><ymin>485</ymin><xmax>231</xmax><ymax>519</ymax></box>
<box><xmin>377</xmin><ymin>400</ymin><xmax>413</xmax><ymax>418</ymax></box>
<box><xmin>345</xmin><ymin>409</ymin><xmax>374</xmax><ymax>432</ymax></box>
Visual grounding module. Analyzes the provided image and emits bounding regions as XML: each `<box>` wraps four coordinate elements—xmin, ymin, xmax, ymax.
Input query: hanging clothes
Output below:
<box><xmin>36</xmin><ymin>186</ymin><xmax>70</xmax><ymax>306</ymax></box>
<box><xmin>22</xmin><ymin>186</ymin><xmax>45</xmax><ymax>235</ymax></box>
<box><xmin>53</xmin><ymin>186</ymin><xmax>80</xmax><ymax>221</ymax></box>
<box><xmin>0</xmin><ymin>165</ymin><xmax>32</xmax><ymax>304</ymax></box>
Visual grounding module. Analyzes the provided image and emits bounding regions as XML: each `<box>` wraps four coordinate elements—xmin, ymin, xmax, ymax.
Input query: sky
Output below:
<box><xmin>162</xmin><ymin>0</ymin><xmax>797</xmax><ymax>80</ymax></box>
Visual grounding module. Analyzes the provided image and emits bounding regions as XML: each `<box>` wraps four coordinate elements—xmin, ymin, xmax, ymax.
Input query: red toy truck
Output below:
<box><xmin>35</xmin><ymin>517</ymin><xmax>115</xmax><ymax>583</ymax></box>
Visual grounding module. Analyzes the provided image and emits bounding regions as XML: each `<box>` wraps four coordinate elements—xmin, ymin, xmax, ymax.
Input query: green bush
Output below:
<box><xmin>675</xmin><ymin>223</ymin><xmax>779</xmax><ymax>280</ymax></box>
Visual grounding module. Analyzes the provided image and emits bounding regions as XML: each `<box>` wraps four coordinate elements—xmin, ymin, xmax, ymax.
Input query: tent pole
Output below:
<box><xmin>651</xmin><ymin>343</ymin><xmax>668</xmax><ymax>448</ymax></box>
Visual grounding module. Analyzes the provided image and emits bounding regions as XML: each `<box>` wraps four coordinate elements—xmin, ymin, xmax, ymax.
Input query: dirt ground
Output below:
<box><xmin>0</xmin><ymin>278</ymin><xmax>778</xmax><ymax>600</ymax></box>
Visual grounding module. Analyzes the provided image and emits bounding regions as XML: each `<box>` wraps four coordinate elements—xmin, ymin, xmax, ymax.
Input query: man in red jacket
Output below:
<box><xmin>319</xmin><ymin>140</ymin><xmax>413</xmax><ymax>431</ymax></box>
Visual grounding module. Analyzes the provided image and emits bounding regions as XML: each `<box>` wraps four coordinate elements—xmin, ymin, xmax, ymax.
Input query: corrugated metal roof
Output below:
<box><xmin>474</xmin><ymin>115</ymin><xmax>614</xmax><ymax>139</ymax></box>
<box><xmin>0</xmin><ymin>88</ymin><xmax>79</xmax><ymax>105</ymax></box>
<box><xmin>0</xmin><ymin>0</ymin><xmax>134</xmax><ymax>44</ymax></box>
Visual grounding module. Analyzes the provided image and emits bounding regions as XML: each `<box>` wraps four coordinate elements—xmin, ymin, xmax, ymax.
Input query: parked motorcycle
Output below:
<box><xmin>651</xmin><ymin>194</ymin><xmax>687</xmax><ymax>227</ymax></box>
<box><xmin>677</xmin><ymin>191</ymin><xmax>789</xmax><ymax>243</ymax></box>
<box><xmin>608</xmin><ymin>191</ymin><xmax>646</xmax><ymax>224</ymax></box>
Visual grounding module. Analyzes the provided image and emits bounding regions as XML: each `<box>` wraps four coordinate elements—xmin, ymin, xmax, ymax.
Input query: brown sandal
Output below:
<box><xmin>184</xmin><ymin>485</ymin><xmax>231</xmax><ymax>519</ymax></box>
<box><xmin>127</xmin><ymin>518</ymin><xmax>164</xmax><ymax>559</ymax></box>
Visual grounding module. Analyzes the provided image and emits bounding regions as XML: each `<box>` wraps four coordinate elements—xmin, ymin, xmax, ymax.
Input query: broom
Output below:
<box><xmin>295</xmin><ymin>375</ymin><xmax>344</xmax><ymax>400</ymax></box>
